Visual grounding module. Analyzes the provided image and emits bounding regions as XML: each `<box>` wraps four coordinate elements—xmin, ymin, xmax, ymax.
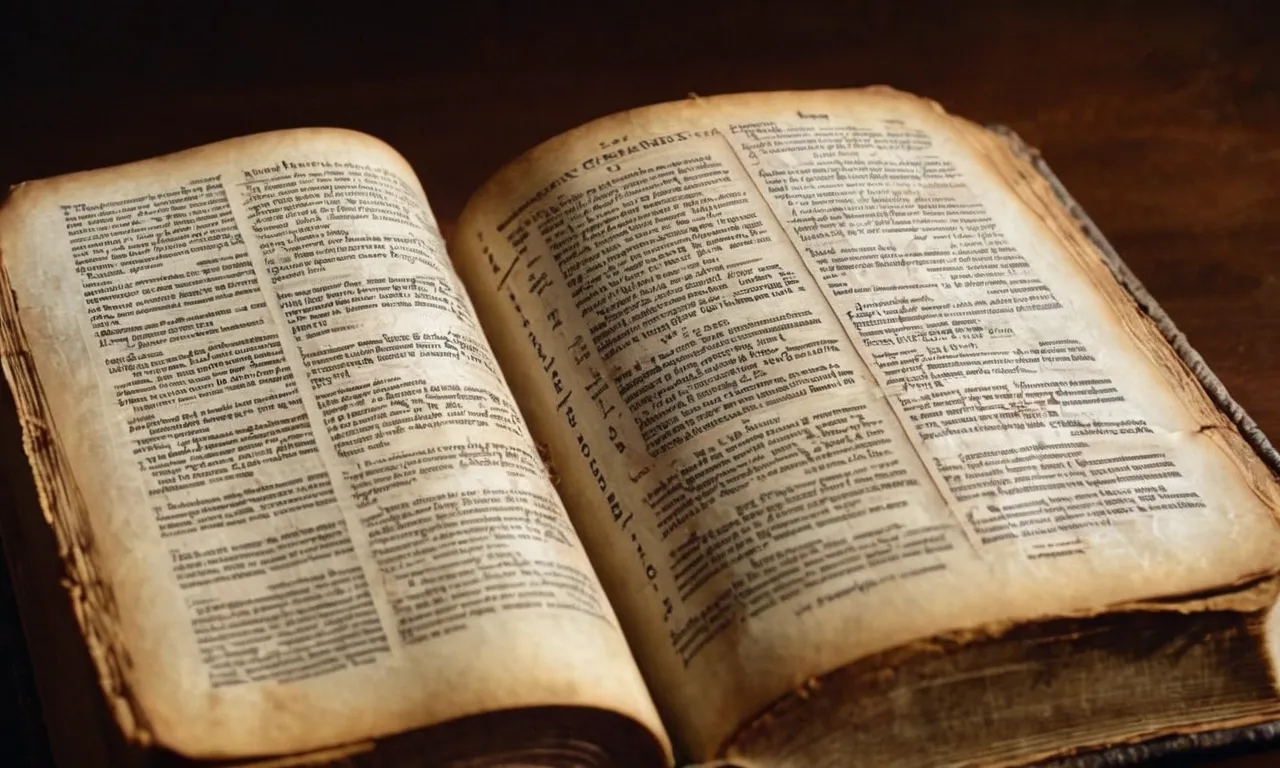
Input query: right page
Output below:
<box><xmin>451</xmin><ymin>88</ymin><xmax>1280</xmax><ymax>759</ymax></box>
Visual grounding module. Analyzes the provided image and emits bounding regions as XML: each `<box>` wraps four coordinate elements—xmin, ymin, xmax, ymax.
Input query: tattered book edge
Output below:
<box><xmin>0</xmin><ymin>229</ymin><xmax>152</xmax><ymax>745</ymax></box>
<box><xmin>988</xmin><ymin>124</ymin><xmax>1280</xmax><ymax>767</ymax></box>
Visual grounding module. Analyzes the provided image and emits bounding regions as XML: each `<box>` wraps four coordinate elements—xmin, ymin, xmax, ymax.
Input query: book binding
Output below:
<box><xmin>991</xmin><ymin>125</ymin><xmax>1280</xmax><ymax>767</ymax></box>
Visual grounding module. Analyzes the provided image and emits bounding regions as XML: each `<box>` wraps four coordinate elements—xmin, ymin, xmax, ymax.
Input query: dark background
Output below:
<box><xmin>2</xmin><ymin>1</ymin><xmax>1279</xmax><ymax>765</ymax></box>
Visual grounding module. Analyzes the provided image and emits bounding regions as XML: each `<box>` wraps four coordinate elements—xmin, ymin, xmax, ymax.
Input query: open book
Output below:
<box><xmin>3</xmin><ymin>88</ymin><xmax>1280</xmax><ymax>768</ymax></box>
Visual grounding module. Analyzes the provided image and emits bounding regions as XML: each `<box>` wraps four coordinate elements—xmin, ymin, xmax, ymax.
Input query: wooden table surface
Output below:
<box><xmin>2</xmin><ymin>2</ymin><xmax>1280</xmax><ymax>765</ymax></box>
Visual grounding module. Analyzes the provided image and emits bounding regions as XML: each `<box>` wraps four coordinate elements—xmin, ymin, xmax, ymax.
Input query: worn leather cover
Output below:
<box><xmin>990</xmin><ymin>125</ymin><xmax>1280</xmax><ymax>767</ymax></box>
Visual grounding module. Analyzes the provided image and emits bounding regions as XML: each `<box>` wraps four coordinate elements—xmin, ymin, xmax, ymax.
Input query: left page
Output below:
<box><xmin>0</xmin><ymin>129</ymin><xmax>667</xmax><ymax>759</ymax></box>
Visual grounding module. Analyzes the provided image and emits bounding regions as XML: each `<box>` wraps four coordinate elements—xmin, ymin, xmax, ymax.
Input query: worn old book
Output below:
<box><xmin>3</xmin><ymin>87</ymin><xmax>1280</xmax><ymax>768</ymax></box>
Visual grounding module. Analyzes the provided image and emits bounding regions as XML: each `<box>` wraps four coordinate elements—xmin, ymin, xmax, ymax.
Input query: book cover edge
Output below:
<box><xmin>988</xmin><ymin>123</ymin><xmax>1280</xmax><ymax>767</ymax></box>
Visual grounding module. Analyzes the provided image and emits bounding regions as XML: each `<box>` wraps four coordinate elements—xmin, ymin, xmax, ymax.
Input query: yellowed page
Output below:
<box><xmin>0</xmin><ymin>129</ymin><xmax>666</xmax><ymax>759</ymax></box>
<box><xmin>451</xmin><ymin>88</ymin><xmax>1280</xmax><ymax>759</ymax></box>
